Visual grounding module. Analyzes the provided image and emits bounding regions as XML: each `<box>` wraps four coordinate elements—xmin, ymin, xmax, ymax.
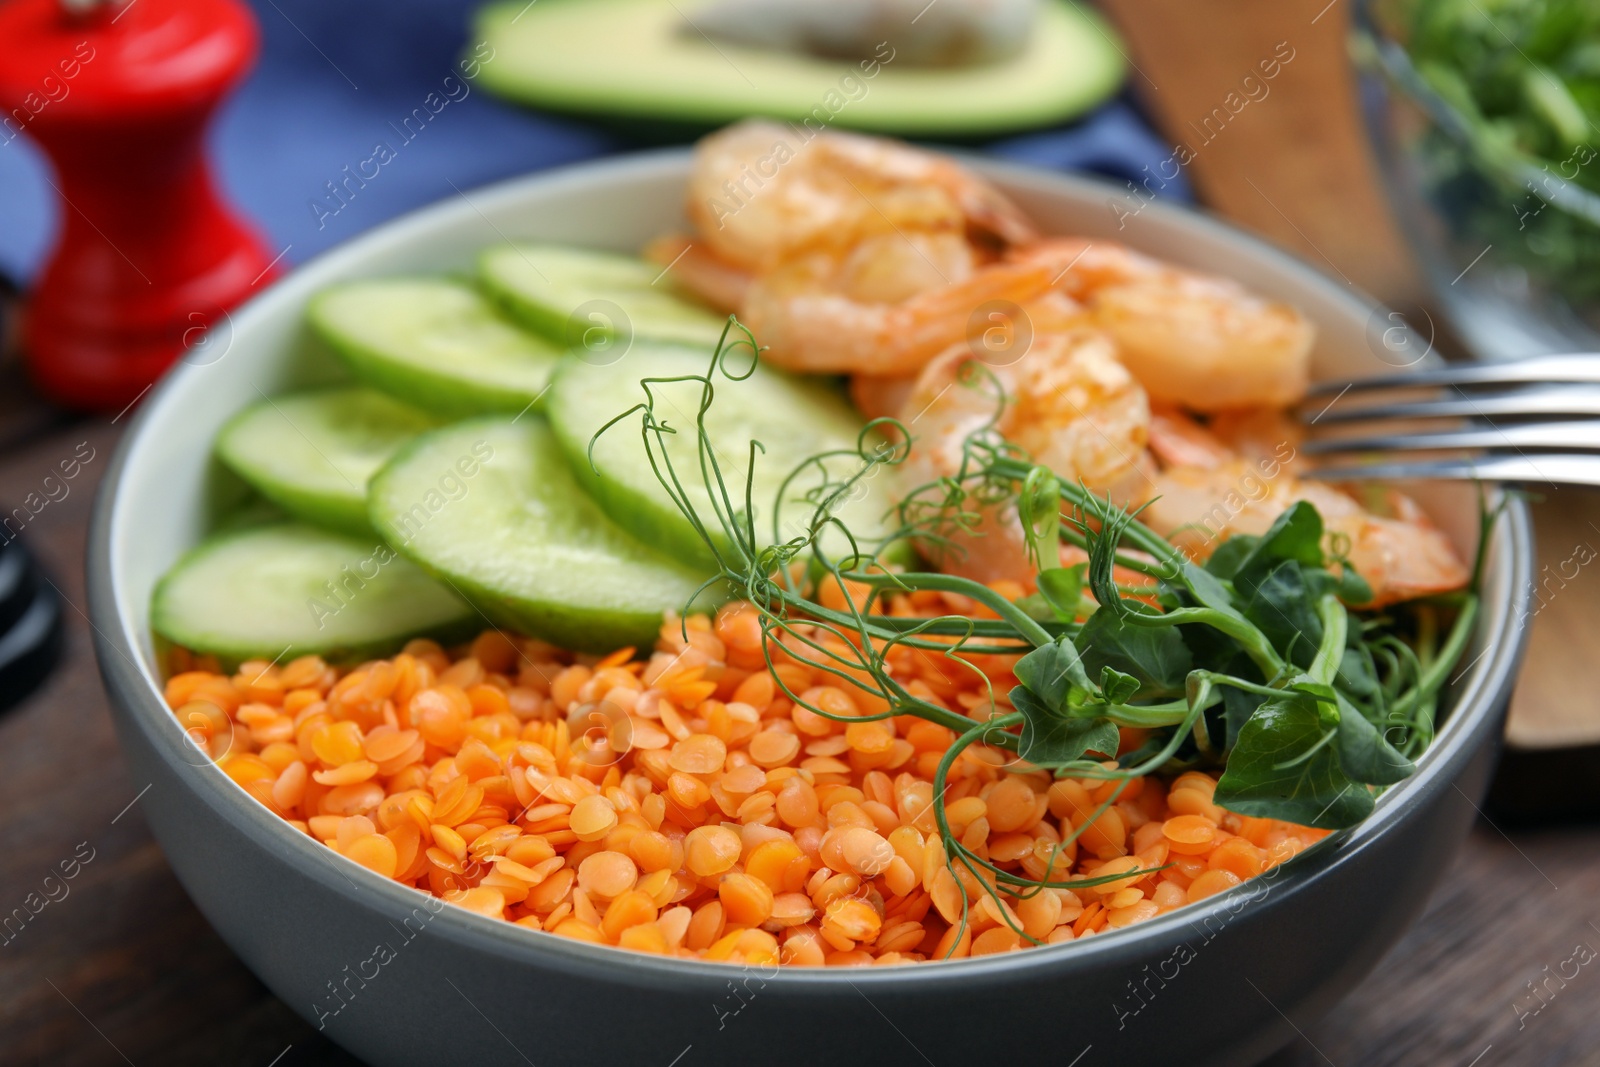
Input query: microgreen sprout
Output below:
<box><xmin>593</xmin><ymin>319</ymin><xmax>1486</xmax><ymax>955</ymax></box>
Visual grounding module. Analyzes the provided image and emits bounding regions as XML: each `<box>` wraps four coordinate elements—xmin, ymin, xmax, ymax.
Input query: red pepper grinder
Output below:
<box><xmin>0</xmin><ymin>0</ymin><xmax>279</xmax><ymax>412</ymax></box>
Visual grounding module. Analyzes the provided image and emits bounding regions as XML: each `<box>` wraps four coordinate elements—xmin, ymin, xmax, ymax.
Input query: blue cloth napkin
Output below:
<box><xmin>0</xmin><ymin>0</ymin><xmax>1189</xmax><ymax>283</ymax></box>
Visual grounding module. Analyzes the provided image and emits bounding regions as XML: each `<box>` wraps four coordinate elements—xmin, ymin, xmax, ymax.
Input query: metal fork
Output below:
<box><xmin>1298</xmin><ymin>353</ymin><xmax>1600</xmax><ymax>487</ymax></box>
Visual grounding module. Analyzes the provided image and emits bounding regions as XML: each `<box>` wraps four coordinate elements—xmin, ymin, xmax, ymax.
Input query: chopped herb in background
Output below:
<box><xmin>1392</xmin><ymin>0</ymin><xmax>1600</xmax><ymax>314</ymax></box>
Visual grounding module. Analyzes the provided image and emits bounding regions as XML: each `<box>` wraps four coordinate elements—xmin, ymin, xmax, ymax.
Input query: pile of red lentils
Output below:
<box><xmin>164</xmin><ymin>587</ymin><xmax>1329</xmax><ymax>967</ymax></box>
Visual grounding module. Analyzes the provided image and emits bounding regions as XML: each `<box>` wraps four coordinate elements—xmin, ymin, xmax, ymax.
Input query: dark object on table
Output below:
<box><xmin>1488</xmin><ymin>745</ymin><xmax>1600</xmax><ymax>823</ymax></box>
<box><xmin>1479</xmin><ymin>485</ymin><xmax>1600</xmax><ymax>824</ymax></box>
<box><xmin>0</xmin><ymin>271</ymin><xmax>17</xmax><ymax>363</ymax></box>
<box><xmin>0</xmin><ymin>538</ymin><xmax>63</xmax><ymax>713</ymax></box>
<box><xmin>0</xmin><ymin>0</ymin><xmax>280</xmax><ymax>413</ymax></box>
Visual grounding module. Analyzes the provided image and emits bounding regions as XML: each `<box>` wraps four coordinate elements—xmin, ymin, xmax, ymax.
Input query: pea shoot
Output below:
<box><xmin>593</xmin><ymin>323</ymin><xmax>1484</xmax><ymax>950</ymax></box>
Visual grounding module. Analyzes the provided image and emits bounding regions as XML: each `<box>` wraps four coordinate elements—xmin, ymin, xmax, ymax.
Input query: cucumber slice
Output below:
<box><xmin>369</xmin><ymin>417</ymin><xmax>711</xmax><ymax>652</ymax></box>
<box><xmin>479</xmin><ymin>244</ymin><xmax>727</xmax><ymax>353</ymax></box>
<box><xmin>152</xmin><ymin>524</ymin><xmax>475</xmax><ymax>663</ymax></box>
<box><xmin>547</xmin><ymin>343</ymin><xmax>896</xmax><ymax>569</ymax></box>
<box><xmin>309</xmin><ymin>278</ymin><xmax>562</xmax><ymax>418</ymax></box>
<box><xmin>215</xmin><ymin>387</ymin><xmax>437</xmax><ymax>537</ymax></box>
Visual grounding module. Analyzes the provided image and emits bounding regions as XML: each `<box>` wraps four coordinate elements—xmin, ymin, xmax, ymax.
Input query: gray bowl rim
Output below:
<box><xmin>88</xmin><ymin>146</ymin><xmax>1535</xmax><ymax>994</ymax></box>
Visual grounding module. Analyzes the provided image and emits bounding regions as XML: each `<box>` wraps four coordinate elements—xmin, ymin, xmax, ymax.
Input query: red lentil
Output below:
<box><xmin>164</xmin><ymin>599</ymin><xmax>1329</xmax><ymax>966</ymax></box>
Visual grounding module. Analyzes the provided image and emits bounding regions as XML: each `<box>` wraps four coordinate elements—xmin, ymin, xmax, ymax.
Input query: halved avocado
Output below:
<box><xmin>474</xmin><ymin>0</ymin><xmax>1125</xmax><ymax>138</ymax></box>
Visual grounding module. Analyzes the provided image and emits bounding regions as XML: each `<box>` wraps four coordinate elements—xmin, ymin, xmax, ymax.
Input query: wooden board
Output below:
<box><xmin>1506</xmin><ymin>488</ymin><xmax>1600</xmax><ymax>750</ymax></box>
<box><xmin>1099</xmin><ymin>0</ymin><xmax>1427</xmax><ymax>306</ymax></box>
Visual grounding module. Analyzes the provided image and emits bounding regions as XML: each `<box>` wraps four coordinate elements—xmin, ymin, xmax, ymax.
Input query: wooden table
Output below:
<box><xmin>4</xmin><ymin>5</ymin><xmax>1600</xmax><ymax>1063</ymax></box>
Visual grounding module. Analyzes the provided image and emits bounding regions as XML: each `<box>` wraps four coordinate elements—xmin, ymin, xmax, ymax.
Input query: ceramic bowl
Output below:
<box><xmin>88</xmin><ymin>151</ymin><xmax>1533</xmax><ymax>1067</ymax></box>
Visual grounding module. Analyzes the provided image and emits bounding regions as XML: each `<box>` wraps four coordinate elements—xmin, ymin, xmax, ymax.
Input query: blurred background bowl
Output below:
<box><xmin>1355</xmin><ymin>0</ymin><xmax>1600</xmax><ymax>361</ymax></box>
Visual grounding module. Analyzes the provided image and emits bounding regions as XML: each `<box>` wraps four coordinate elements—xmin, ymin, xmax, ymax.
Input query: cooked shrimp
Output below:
<box><xmin>893</xmin><ymin>330</ymin><xmax>1154</xmax><ymax>584</ymax></box>
<box><xmin>1337</xmin><ymin>494</ymin><xmax>1472</xmax><ymax>607</ymax></box>
<box><xmin>850</xmin><ymin>374</ymin><xmax>918</xmax><ymax>422</ymax></box>
<box><xmin>738</xmin><ymin>255</ymin><xmax>1054</xmax><ymax>375</ymax></box>
<box><xmin>1012</xmin><ymin>238</ymin><xmax>1315</xmax><ymax>411</ymax></box>
<box><xmin>1139</xmin><ymin>458</ymin><xmax>1468</xmax><ymax>608</ymax></box>
<box><xmin>1141</xmin><ymin>460</ymin><xmax>1349</xmax><ymax>557</ymax></box>
<box><xmin>646</xmin><ymin>235</ymin><xmax>1025</xmax><ymax>381</ymax></box>
<box><xmin>1148</xmin><ymin>407</ymin><xmax>1306</xmax><ymax>477</ymax></box>
<box><xmin>902</xmin><ymin>330</ymin><xmax>1151</xmax><ymax>493</ymax></box>
<box><xmin>687</xmin><ymin>120</ymin><xmax>1036</xmax><ymax>273</ymax></box>
<box><xmin>652</xmin><ymin>226</ymin><xmax>984</xmax><ymax>314</ymax></box>
<box><xmin>1209</xmin><ymin>407</ymin><xmax>1307</xmax><ymax>475</ymax></box>
<box><xmin>652</xmin><ymin>121</ymin><xmax>1050</xmax><ymax>376</ymax></box>
<box><xmin>1148</xmin><ymin>409</ymin><xmax>1236</xmax><ymax>470</ymax></box>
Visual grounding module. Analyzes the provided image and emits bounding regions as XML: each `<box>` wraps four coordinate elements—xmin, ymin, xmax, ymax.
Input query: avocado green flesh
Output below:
<box><xmin>474</xmin><ymin>0</ymin><xmax>1125</xmax><ymax>136</ymax></box>
<box><xmin>369</xmin><ymin>418</ymin><xmax>712</xmax><ymax>652</ymax></box>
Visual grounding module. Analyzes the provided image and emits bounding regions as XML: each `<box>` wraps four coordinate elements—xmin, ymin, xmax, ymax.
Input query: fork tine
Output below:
<box><xmin>1304</xmin><ymin>353</ymin><xmax>1600</xmax><ymax>397</ymax></box>
<box><xmin>1302</xmin><ymin>420</ymin><xmax>1600</xmax><ymax>455</ymax></box>
<box><xmin>1303</xmin><ymin>385</ymin><xmax>1600</xmax><ymax>424</ymax></box>
<box><xmin>1305</xmin><ymin>453</ymin><xmax>1600</xmax><ymax>487</ymax></box>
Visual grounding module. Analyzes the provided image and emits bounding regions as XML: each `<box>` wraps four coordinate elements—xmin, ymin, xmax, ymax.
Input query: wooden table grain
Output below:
<box><xmin>3</xmin><ymin>4</ymin><xmax>1600</xmax><ymax>1060</ymax></box>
